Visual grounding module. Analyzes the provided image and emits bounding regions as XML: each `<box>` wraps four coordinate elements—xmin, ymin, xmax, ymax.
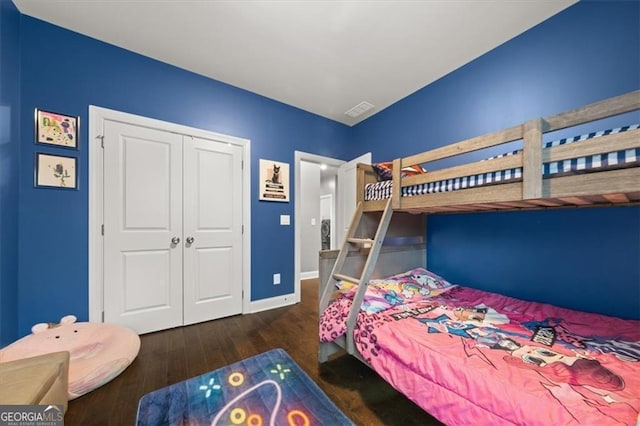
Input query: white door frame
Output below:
<box><xmin>294</xmin><ymin>151</ymin><xmax>344</xmax><ymax>300</ymax></box>
<box><xmin>89</xmin><ymin>106</ymin><xmax>252</xmax><ymax>323</ymax></box>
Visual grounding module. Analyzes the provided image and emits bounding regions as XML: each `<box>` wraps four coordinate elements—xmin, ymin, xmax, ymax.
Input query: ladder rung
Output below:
<box><xmin>347</xmin><ymin>238</ymin><xmax>374</xmax><ymax>245</ymax></box>
<box><xmin>333</xmin><ymin>273</ymin><xmax>361</xmax><ymax>285</ymax></box>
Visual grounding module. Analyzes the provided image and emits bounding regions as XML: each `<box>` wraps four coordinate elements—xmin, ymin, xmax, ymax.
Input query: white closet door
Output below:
<box><xmin>183</xmin><ymin>137</ymin><xmax>243</xmax><ymax>325</ymax></box>
<box><xmin>103</xmin><ymin>120</ymin><xmax>184</xmax><ymax>334</ymax></box>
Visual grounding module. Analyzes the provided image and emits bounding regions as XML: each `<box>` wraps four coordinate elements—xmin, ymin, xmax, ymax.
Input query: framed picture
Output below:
<box><xmin>259</xmin><ymin>159</ymin><xmax>290</xmax><ymax>202</ymax></box>
<box><xmin>35</xmin><ymin>153</ymin><xmax>78</xmax><ymax>189</ymax></box>
<box><xmin>35</xmin><ymin>108</ymin><xmax>79</xmax><ymax>149</ymax></box>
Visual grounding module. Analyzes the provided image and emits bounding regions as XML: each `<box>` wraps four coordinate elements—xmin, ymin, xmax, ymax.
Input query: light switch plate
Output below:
<box><xmin>280</xmin><ymin>215</ymin><xmax>290</xmax><ymax>225</ymax></box>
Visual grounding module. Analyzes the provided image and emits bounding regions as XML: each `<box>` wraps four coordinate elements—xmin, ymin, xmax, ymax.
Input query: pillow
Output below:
<box><xmin>335</xmin><ymin>268</ymin><xmax>454</xmax><ymax>313</ymax></box>
<box><xmin>387</xmin><ymin>267</ymin><xmax>453</xmax><ymax>290</ymax></box>
<box><xmin>371</xmin><ymin>162</ymin><xmax>426</xmax><ymax>181</ymax></box>
<box><xmin>371</xmin><ymin>162</ymin><xmax>394</xmax><ymax>181</ymax></box>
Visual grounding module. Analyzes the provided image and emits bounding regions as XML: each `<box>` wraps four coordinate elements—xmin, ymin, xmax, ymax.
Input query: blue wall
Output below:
<box><xmin>4</xmin><ymin>1</ymin><xmax>639</xmax><ymax>341</ymax></box>
<box><xmin>354</xmin><ymin>1</ymin><xmax>640</xmax><ymax>319</ymax></box>
<box><xmin>16</xmin><ymin>15</ymin><xmax>352</xmax><ymax>337</ymax></box>
<box><xmin>0</xmin><ymin>0</ymin><xmax>20</xmax><ymax>346</ymax></box>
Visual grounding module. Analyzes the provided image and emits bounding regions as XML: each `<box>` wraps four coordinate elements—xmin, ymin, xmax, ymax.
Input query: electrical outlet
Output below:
<box><xmin>273</xmin><ymin>273</ymin><xmax>281</xmax><ymax>285</ymax></box>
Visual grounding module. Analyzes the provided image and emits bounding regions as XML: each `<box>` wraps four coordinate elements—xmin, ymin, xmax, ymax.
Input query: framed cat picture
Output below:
<box><xmin>259</xmin><ymin>159</ymin><xmax>289</xmax><ymax>202</ymax></box>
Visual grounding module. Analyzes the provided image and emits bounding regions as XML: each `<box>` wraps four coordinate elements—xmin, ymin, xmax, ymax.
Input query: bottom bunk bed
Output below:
<box><xmin>318</xmin><ymin>246</ymin><xmax>640</xmax><ymax>425</ymax></box>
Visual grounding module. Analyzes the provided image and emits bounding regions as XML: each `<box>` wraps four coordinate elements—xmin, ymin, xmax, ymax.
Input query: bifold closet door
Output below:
<box><xmin>182</xmin><ymin>137</ymin><xmax>243</xmax><ymax>325</ymax></box>
<box><xmin>103</xmin><ymin>120</ymin><xmax>184</xmax><ymax>334</ymax></box>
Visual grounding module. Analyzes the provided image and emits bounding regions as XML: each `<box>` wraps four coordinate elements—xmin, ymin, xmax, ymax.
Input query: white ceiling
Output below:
<box><xmin>13</xmin><ymin>0</ymin><xmax>576</xmax><ymax>126</ymax></box>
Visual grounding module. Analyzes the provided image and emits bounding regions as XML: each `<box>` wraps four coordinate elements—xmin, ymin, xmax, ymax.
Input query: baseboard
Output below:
<box><xmin>300</xmin><ymin>270</ymin><xmax>318</xmax><ymax>280</ymax></box>
<box><xmin>248</xmin><ymin>293</ymin><xmax>299</xmax><ymax>314</ymax></box>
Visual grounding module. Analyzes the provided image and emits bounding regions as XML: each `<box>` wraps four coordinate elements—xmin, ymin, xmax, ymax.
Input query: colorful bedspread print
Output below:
<box><xmin>320</xmin><ymin>279</ymin><xmax>640</xmax><ymax>425</ymax></box>
<box><xmin>137</xmin><ymin>349</ymin><xmax>353</xmax><ymax>426</ymax></box>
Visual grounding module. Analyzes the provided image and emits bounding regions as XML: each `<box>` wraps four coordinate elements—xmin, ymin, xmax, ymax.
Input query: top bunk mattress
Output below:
<box><xmin>365</xmin><ymin>124</ymin><xmax>640</xmax><ymax>201</ymax></box>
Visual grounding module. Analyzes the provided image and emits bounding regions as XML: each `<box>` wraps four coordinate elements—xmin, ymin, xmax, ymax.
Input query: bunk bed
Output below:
<box><xmin>318</xmin><ymin>90</ymin><xmax>640</xmax><ymax>425</ymax></box>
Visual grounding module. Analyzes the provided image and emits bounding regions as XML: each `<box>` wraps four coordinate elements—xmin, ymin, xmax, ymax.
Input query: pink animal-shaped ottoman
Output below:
<box><xmin>0</xmin><ymin>315</ymin><xmax>140</xmax><ymax>399</ymax></box>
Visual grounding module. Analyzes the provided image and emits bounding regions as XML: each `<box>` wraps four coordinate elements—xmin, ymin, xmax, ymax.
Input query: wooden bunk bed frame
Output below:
<box><xmin>358</xmin><ymin>90</ymin><xmax>640</xmax><ymax>214</ymax></box>
<box><xmin>319</xmin><ymin>89</ymin><xmax>640</xmax><ymax>364</ymax></box>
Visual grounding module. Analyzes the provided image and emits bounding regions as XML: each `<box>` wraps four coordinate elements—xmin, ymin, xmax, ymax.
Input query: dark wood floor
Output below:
<box><xmin>64</xmin><ymin>279</ymin><xmax>442</xmax><ymax>425</ymax></box>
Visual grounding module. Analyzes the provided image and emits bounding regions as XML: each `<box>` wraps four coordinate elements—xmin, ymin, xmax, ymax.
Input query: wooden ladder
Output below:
<box><xmin>319</xmin><ymin>198</ymin><xmax>394</xmax><ymax>355</ymax></box>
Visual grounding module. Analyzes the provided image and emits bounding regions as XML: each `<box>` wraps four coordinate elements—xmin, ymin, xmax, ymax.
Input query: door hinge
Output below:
<box><xmin>101</xmin><ymin>311</ymin><xmax>105</xmax><ymax>322</ymax></box>
<box><xmin>241</xmin><ymin>160</ymin><xmax>244</xmax><ymax>170</ymax></box>
<box><xmin>242</xmin><ymin>225</ymin><xmax>244</xmax><ymax>234</ymax></box>
<box><xmin>97</xmin><ymin>135</ymin><xmax>104</xmax><ymax>148</ymax></box>
<box><xmin>101</xmin><ymin>224</ymin><xmax>104</xmax><ymax>236</ymax></box>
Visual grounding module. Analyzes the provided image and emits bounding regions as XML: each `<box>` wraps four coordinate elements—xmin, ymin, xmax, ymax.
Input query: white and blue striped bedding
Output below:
<box><xmin>365</xmin><ymin>125</ymin><xmax>639</xmax><ymax>201</ymax></box>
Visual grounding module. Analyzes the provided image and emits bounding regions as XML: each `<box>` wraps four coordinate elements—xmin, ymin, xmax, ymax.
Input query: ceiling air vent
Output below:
<box><xmin>345</xmin><ymin>101</ymin><xmax>375</xmax><ymax>118</ymax></box>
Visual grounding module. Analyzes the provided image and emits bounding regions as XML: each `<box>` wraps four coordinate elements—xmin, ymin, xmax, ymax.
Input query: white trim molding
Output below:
<box><xmin>247</xmin><ymin>294</ymin><xmax>297</xmax><ymax>314</ymax></box>
<box><xmin>294</xmin><ymin>151</ymin><xmax>345</xmax><ymax>306</ymax></box>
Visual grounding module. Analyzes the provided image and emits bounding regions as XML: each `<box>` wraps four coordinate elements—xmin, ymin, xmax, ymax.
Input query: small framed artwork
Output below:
<box><xmin>259</xmin><ymin>159</ymin><xmax>290</xmax><ymax>202</ymax></box>
<box><xmin>35</xmin><ymin>108</ymin><xmax>79</xmax><ymax>149</ymax></box>
<box><xmin>35</xmin><ymin>153</ymin><xmax>78</xmax><ymax>189</ymax></box>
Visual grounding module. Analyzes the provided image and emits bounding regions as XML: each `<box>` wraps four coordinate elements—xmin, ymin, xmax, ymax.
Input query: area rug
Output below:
<box><xmin>136</xmin><ymin>348</ymin><xmax>353</xmax><ymax>425</ymax></box>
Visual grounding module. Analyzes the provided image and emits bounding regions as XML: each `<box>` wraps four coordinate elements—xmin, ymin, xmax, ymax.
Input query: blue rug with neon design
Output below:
<box><xmin>136</xmin><ymin>348</ymin><xmax>353</xmax><ymax>425</ymax></box>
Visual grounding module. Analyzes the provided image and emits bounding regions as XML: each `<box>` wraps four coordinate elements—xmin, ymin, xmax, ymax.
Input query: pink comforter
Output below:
<box><xmin>320</xmin><ymin>285</ymin><xmax>640</xmax><ymax>425</ymax></box>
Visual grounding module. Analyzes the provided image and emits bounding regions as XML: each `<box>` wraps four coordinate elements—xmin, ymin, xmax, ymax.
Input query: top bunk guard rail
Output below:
<box><xmin>358</xmin><ymin>90</ymin><xmax>640</xmax><ymax>214</ymax></box>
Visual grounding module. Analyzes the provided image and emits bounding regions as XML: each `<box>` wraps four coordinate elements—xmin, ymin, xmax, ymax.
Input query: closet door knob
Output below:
<box><xmin>186</xmin><ymin>237</ymin><xmax>195</xmax><ymax>244</ymax></box>
<box><xmin>171</xmin><ymin>237</ymin><xmax>180</xmax><ymax>245</ymax></box>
